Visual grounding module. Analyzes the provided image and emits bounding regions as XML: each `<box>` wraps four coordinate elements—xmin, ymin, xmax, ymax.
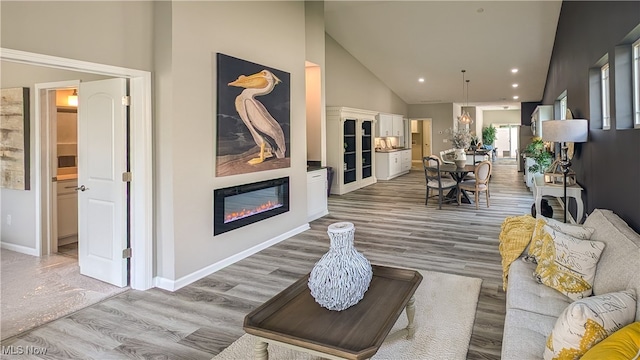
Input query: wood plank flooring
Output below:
<box><xmin>1</xmin><ymin>160</ymin><xmax>553</xmax><ymax>359</ymax></box>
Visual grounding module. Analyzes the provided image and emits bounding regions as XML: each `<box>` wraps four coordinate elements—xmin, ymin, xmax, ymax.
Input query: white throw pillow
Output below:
<box><xmin>534</xmin><ymin>225</ymin><xmax>605</xmax><ymax>300</ymax></box>
<box><xmin>544</xmin><ymin>290</ymin><xmax>637</xmax><ymax>360</ymax></box>
<box><xmin>528</xmin><ymin>216</ymin><xmax>595</xmax><ymax>262</ymax></box>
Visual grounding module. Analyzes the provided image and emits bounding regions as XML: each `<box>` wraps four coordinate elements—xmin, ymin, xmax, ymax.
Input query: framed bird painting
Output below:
<box><xmin>215</xmin><ymin>53</ymin><xmax>290</xmax><ymax>177</ymax></box>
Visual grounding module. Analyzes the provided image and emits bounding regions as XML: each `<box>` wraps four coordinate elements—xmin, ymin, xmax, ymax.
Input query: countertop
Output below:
<box><xmin>375</xmin><ymin>148</ymin><xmax>409</xmax><ymax>153</ymax></box>
<box><xmin>57</xmin><ymin>174</ymin><xmax>78</xmax><ymax>181</ymax></box>
<box><xmin>307</xmin><ymin>166</ymin><xmax>327</xmax><ymax>172</ymax></box>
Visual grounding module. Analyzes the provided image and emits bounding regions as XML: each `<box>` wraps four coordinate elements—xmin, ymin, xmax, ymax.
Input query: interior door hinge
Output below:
<box><xmin>122</xmin><ymin>248</ymin><xmax>132</xmax><ymax>259</ymax></box>
<box><xmin>122</xmin><ymin>95</ymin><xmax>131</xmax><ymax>106</ymax></box>
<box><xmin>122</xmin><ymin>172</ymin><xmax>132</xmax><ymax>182</ymax></box>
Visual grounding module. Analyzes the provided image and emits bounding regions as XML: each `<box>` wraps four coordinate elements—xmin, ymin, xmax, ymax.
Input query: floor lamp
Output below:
<box><xmin>541</xmin><ymin>119</ymin><xmax>588</xmax><ymax>223</ymax></box>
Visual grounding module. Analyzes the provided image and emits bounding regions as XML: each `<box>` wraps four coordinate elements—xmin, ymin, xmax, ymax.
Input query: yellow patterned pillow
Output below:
<box><xmin>544</xmin><ymin>290</ymin><xmax>637</xmax><ymax>360</ymax></box>
<box><xmin>534</xmin><ymin>225</ymin><xmax>605</xmax><ymax>300</ymax></box>
<box><xmin>581</xmin><ymin>321</ymin><xmax>640</xmax><ymax>360</ymax></box>
<box><xmin>528</xmin><ymin>216</ymin><xmax>595</xmax><ymax>261</ymax></box>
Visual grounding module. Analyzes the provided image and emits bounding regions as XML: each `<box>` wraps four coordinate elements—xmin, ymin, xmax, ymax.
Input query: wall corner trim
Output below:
<box><xmin>153</xmin><ymin>224</ymin><xmax>311</xmax><ymax>291</ymax></box>
<box><xmin>1</xmin><ymin>242</ymin><xmax>39</xmax><ymax>256</ymax></box>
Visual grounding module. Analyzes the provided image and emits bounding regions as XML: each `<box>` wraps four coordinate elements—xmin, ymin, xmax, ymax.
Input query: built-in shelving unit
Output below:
<box><xmin>327</xmin><ymin>107</ymin><xmax>377</xmax><ymax>195</ymax></box>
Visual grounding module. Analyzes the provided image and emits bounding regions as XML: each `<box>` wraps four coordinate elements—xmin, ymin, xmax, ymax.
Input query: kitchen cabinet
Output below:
<box><xmin>327</xmin><ymin>107</ymin><xmax>377</xmax><ymax>195</ymax></box>
<box><xmin>400</xmin><ymin>149</ymin><xmax>411</xmax><ymax>172</ymax></box>
<box><xmin>57</xmin><ymin>179</ymin><xmax>78</xmax><ymax>239</ymax></box>
<box><xmin>392</xmin><ymin>115</ymin><xmax>404</xmax><ymax>137</ymax></box>
<box><xmin>376</xmin><ymin>113</ymin><xmax>405</xmax><ymax>137</ymax></box>
<box><xmin>376</xmin><ymin>113</ymin><xmax>393</xmax><ymax>137</ymax></box>
<box><xmin>531</xmin><ymin>105</ymin><xmax>553</xmax><ymax>138</ymax></box>
<box><xmin>307</xmin><ymin>168</ymin><xmax>328</xmax><ymax>222</ymax></box>
<box><xmin>375</xmin><ymin>149</ymin><xmax>410</xmax><ymax>180</ymax></box>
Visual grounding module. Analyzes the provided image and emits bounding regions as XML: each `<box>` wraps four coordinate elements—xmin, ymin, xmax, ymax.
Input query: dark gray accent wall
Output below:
<box><xmin>542</xmin><ymin>1</ymin><xmax>640</xmax><ymax>231</ymax></box>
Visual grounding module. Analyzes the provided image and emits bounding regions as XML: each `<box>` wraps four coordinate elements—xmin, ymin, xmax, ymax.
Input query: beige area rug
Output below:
<box><xmin>213</xmin><ymin>270</ymin><xmax>483</xmax><ymax>360</ymax></box>
<box><xmin>0</xmin><ymin>249</ymin><xmax>129</xmax><ymax>340</ymax></box>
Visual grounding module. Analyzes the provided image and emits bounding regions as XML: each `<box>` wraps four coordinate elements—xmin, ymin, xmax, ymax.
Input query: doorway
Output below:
<box><xmin>410</xmin><ymin>119</ymin><xmax>432</xmax><ymax>169</ymax></box>
<box><xmin>1</xmin><ymin>48</ymin><xmax>153</xmax><ymax>291</ymax></box>
<box><xmin>494</xmin><ymin>124</ymin><xmax>519</xmax><ymax>158</ymax></box>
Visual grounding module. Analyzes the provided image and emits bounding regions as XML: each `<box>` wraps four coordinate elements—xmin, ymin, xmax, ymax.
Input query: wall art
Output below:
<box><xmin>1</xmin><ymin>87</ymin><xmax>30</xmax><ymax>190</ymax></box>
<box><xmin>216</xmin><ymin>53</ymin><xmax>290</xmax><ymax>177</ymax></box>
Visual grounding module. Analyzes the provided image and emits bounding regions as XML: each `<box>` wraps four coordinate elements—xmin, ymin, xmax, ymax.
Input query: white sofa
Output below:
<box><xmin>501</xmin><ymin>209</ymin><xmax>640</xmax><ymax>359</ymax></box>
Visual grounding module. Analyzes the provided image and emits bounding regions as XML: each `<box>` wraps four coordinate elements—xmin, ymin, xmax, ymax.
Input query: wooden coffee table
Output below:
<box><xmin>243</xmin><ymin>265</ymin><xmax>423</xmax><ymax>360</ymax></box>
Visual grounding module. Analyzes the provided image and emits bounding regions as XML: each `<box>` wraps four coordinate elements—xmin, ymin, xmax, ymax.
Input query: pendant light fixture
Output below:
<box><xmin>458</xmin><ymin>70</ymin><xmax>473</xmax><ymax>125</ymax></box>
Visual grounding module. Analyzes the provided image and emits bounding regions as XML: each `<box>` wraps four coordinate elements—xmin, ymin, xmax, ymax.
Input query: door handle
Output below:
<box><xmin>75</xmin><ymin>185</ymin><xmax>90</xmax><ymax>192</ymax></box>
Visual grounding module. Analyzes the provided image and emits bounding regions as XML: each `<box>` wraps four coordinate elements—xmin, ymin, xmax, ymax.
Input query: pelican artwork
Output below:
<box><xmin>228</xmin><ymin>70</ymin><xmax>286</xmax><ymax>165</ymax></box>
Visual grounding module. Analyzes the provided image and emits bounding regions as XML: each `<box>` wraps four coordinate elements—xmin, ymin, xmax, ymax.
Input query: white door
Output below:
<box><xmin>78</xmin><ymin>78</ymin><xmax>128</xmax><ymax>287</ymax></box>
<box><xmin>422</xmin><ymin>120</ymin><xmax>432</xmax><ymax>157</ymax></box>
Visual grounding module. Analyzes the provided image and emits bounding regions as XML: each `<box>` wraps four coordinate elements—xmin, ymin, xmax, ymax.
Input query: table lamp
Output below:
<box><xmin>541</xmin><ymin>119</ymin><xmax>588</xmax><ymax>223</ymax></box>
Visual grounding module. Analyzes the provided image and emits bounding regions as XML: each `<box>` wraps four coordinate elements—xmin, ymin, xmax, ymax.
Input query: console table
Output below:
<box><xmin>533</xmin><ymin>174</ymin><xmax>584</xmax><ymax>223</ymax></box>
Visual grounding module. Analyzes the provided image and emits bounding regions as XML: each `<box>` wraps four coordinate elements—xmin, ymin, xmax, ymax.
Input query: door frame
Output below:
<box><xmin>1</xmin><ymin>48</ymin><xmax>153</xmax><ymax>291</ymax></box>
<box><xmin>37</xmin><ymin>80</ymin><xmax>79</xmax><ymax>256</ymax></box>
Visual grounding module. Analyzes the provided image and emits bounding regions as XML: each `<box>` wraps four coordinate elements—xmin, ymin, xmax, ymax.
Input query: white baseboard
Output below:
<box><xmin>1</xmin><ymin>242</ymin><xmax>39</xmax><ymax>256</ymax></box>
<box><xmin>154</xmin><ymin>224</ymin><xmax>311</xmax><ymax>291</ymax></box>
<box><xmin>307</xmin><ymin>209</ymin><xmax>329</xmax><ymax>223</ymax></box>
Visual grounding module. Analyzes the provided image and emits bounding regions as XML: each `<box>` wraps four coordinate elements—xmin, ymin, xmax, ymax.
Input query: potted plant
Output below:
<box><xmin>449</xmin><ymin>127</ymin><xmax>472</xmax><ymax>167</ymax></box>
<box><xmin>523</xmin><ymin>137</ymin><xmax>553</xmax><ymax>173</ymax></box>
<box><xmin>481</xmin><ymin>124</ymin><xmax>497</xmax><ymax>149</ymax></box>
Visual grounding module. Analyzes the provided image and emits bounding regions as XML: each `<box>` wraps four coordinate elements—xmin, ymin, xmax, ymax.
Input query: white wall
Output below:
<box><xmin>325</xmin><ymin>35</ymin><xmax>407</xmax><ymax>115</ymax></box>
<box><xmin>2</xmin><ymin>1</ymin><xmax>310</xmax><ymax>287</ymax></box>
<box><xmin>159</xmin><ymin>1</ymin><xmax>309</xmax><ymax>281</ymax></box>
<box><xmin>483</xmin><ymin>109</ymin><xmax>521</xmax><ymax>125</ymax></box>
<box><xmin>0</xmin><ymin>62</ymin><xmax>107</xmax><ymax>251</ymax></box>
<box><xmin>408</xmin><ymin>103</ymin><xmax>455</xmax><ymax>156</ymax></box>
<box><xmin>305</xmin><ymin>1</ymin><xmax>326</xmax><ymax>164</ymax></box>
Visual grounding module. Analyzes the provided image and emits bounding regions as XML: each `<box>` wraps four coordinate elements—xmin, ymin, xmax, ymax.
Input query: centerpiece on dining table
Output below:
<box><xmin>450</xmin><ymin>127</ymin><xmax>472</xmax><ymax>168</ymax></box>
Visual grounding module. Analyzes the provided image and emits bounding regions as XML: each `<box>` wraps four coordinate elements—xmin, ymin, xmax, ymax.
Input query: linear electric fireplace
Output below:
<box><xmin>214</xmin><ymin>177</ymin><xmax>290</xmax><ymax>235</ymax></box>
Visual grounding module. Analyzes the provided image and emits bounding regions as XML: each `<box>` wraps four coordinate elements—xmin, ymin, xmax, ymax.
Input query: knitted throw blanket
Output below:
<box><xmin>498</xmin><ymin>214</ymin><xmax>536</xmax><ymax>290</ymax></box>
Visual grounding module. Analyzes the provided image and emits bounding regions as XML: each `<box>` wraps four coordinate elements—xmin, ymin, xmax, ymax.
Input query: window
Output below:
<box><xmin>634</xmin><ymin>39</ymin><xmax>640</xmax><ymax>128</ymax></box>
<box><xmin>601</xmin><ymin>63</ymin><xmax>611</xmax><ymax>130</ymax></box>
<box><xmin>559</xmin><ymin>93</ymin><xmax>568</xmax><ymax>119</ymax></box>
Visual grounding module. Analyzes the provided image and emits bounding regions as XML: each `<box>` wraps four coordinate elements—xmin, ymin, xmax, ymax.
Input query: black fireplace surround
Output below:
<box><xmin>214</xmin><ymin>177</ymin><xmax>290</xmax><ymax>235</ymax></box>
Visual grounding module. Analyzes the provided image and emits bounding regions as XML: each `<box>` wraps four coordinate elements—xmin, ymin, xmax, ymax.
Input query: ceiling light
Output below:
<box><xmin>67</xmin><ymin>89</ymin><xmax>78</xmax><ymax>107</ymax></box>
<box><xmin>512</xmin><ymin>83</ymin><xmax>519</xmax><ymax>88</ymax></box>
<box><xmin>457</xmin><ymin>70</ymin><xmax>473</xmax><ymax>125</ymax></box>
<box><xmin>511</xmin><ymin>68</ymin><xmax>519</xmax><ymax>74</ymax></box>
<box><xmin>513</xmin><ymin>95</ymin><xmax>519</xmax><ymax>100</ymax></box>
<box><xmin>418</xmin><ymin>78</ymin><xmax>425</xmax><ymax>83</ymax></box>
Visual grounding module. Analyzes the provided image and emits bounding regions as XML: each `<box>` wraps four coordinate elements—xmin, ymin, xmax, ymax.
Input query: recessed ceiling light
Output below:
<box><xmin>512</xmin><ymin>83</ymin><xmax>519</xmax><ymax>88</ymax></box>
<box><xmin>511</xmin><ymin>68</ymin><xmax>519</xmax><ymax>73</ymax></box>
<box><xmin>418</xmin><ymin>78</ymin><xmax>425</xmax><ymax>83</ymax></box>
<box><xmin>513</xmin><ymin>95</ymin><xmax>519</xmax><ymax>100</ymax></box>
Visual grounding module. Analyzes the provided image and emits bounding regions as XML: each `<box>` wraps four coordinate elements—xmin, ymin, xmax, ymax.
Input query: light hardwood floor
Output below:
<box><xmin>1</xmin><ymin>160</ymin><xmax>554</xmax><ymax>359</ymax></box>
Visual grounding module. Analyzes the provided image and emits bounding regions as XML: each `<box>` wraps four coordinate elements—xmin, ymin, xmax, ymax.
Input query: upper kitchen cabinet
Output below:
<box><xmin>376</xmin><ymin>113</ymin><xmax>405</xmax><ymax>137</ymax></box>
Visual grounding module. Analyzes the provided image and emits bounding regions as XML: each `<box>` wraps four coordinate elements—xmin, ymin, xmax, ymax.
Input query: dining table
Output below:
<box><xmin>438</xmin><ymin>163</ymin><xmax>475</xmax><ymax>204</ymax></box>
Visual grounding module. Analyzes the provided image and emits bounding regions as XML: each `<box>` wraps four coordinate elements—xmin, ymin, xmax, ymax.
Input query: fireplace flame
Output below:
<box><xmin>224</xmin><ymin>200</ymin><xmax>283</xmax><ymax>223</ymax></box>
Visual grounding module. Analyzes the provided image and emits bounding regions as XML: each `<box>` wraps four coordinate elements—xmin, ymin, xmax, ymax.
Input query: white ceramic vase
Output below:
<box><xmin>453</xmin><ymin>148</ymin><xmax>467</xmax><ymax>168</ymax></box>
<box><xmin>308</xmin><ymin>222</ymin><xmax>373</xmax><ymax>311</ymax></box>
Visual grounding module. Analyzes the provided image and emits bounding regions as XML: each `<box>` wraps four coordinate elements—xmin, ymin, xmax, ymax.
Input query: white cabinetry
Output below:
<box><xmin>392</xmin><ymin>115</ymin><xmax>404</xmax><ymax>137</ymax></box>
<box><xmin>376</xmin><ymin>113</ymin><xmax>405</xmax><ymax>137</ymax></box>
<box><xmin>307</xmin><ymin>168</ymin><xmax>328</xmax><ymax>222</ymax></box>
<box><xmin>400</xmin><ymin>149</ymin><xmax>411</xmax><ymax>172</ymax></box>
<box><xmin>376</xmin><ymin>113</ymin><xmax>393</xmax><ymax>137</ymax></box>
<box><xmin>531</xmin><ymin>105</ymin><xmax>553</xmax><ymax>138</ymax></box>
<box><xmin>327</xmin><ymin>107</ymin><xmax>377</xmax><ymax>195</ymax></box>
<box><xmin>375</xmin><ymin>149</ymin><xmax>411</xmax><ymax>180</ymax></box>
<box><xmin>57</xmin><ymin>179</ymin><xmax>78</xmax><ymax>239</ymax></box>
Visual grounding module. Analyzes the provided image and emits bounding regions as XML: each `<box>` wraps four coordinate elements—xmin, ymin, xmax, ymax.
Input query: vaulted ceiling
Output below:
<box><xmin>324</xmin><ymin>1</ymin><xmax>563</xmax><ymax>110</ymax></box>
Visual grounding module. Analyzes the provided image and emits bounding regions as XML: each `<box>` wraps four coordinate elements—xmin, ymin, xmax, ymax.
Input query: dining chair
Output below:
<box><xmin>423</xmin><ymin>156</ymin><xmax>458</xmax><ymax>209</ymax></box>
<box><xmin>458</xmin><ymin>160</ymin><xmax>492</xmax><ymax>209</ymax></box>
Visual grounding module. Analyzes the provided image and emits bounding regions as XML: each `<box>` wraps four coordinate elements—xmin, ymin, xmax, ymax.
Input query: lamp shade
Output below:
<box><xmin>541</xmin><ymin>119</ymin><xmax>588</xmax><ymax>143</ymax></box>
